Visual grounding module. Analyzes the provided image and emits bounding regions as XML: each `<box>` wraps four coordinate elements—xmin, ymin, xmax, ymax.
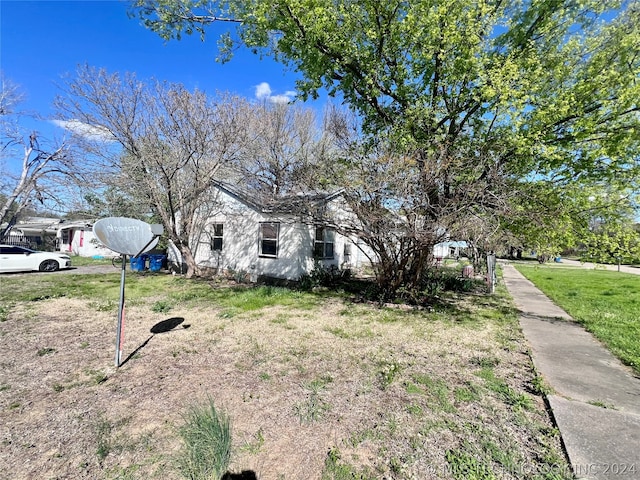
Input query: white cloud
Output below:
<box><xmin>51</xmin><ymin>119</ymin><xmax>115</xmax><ymax>142</ymax></box>
<box><xmin>255</xmin><ymin>82</ymin><xmax>272</xmax><ymax>99</ymax></box>
<box><xmin>268</xmin><ymin>94</ymin><xmax>294</xmax><ymax>104</ymax></box>
<box><xmin>254</xmin><ymin>82</ymin><xmax>296</xmax><ymax>103</ymax></box>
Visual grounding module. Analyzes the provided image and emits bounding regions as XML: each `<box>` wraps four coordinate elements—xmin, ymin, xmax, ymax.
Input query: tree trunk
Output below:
<box><xmin>177</xmin><ymin>243</ymin><xmax>198</xmax><ymax>278</ymax></box>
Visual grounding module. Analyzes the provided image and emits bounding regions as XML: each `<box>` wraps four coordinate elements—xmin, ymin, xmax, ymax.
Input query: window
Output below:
<box><xmin>343</xmin><ymin>243</ymin><xmax>352</xmax><ymax>264</ymax></box>
<box><xmin>210</xmin><ymin>223</ymin><xmax>223</xmax><ymax>251</ymax></box>
<box><xmin>0</xmin><ymin>246</ymin><xmax>32</xmax><ymax>255</ymax></box>
<box><xmin>259</xmin><ymin>222</ymin><xmax>279</xmax><ymax>257</ymax></box>
<box><xmin>314</xmin><ymin>226</ymin><xmax>334</xmax><ymax>259</ymax></box>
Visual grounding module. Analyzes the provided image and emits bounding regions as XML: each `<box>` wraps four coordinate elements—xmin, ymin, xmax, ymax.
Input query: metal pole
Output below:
<box><xmin>487</xmin><ymin>253</ymin><xmax>496</xmax><ymax>294</ymax></box>
<box><xmin>115</xmin><ymin>254</ymin><xmax>126</xmax><ymax>367</ymax></box>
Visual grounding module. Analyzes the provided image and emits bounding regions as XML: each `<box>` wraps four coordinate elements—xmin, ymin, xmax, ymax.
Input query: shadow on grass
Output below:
<box><xmin>120</xmin><ymin>317</ymin><xmax>190</xmax><ymax>367</ymax></box>
<box><xmin>151</xmin><ymin>316</ymin><xmax>187</xmax><ymax>333</ymax></box>
<box><xmin>222</xmin><ymin>471</ymin><xmax>258</xmax><ymax>480</ymax></box>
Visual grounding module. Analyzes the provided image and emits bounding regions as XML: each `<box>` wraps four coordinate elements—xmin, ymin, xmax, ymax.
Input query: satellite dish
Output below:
<box><xmin>93</xmin><ymin>217</ymin><xmax>163</xmax><ymax>256</ymax></box>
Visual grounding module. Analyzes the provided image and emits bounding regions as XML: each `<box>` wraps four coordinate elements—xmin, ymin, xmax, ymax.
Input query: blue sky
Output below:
<box><xmin>1</xmin><ymin>0</ymin><xmax>310</xmax><ymax>135</ymax></box>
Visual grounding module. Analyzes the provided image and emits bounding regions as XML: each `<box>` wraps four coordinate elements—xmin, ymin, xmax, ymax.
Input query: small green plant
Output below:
<box><xmin>240</xmin><ymin>428</ymin><xmax>265</xmax><ymax>455</ymax></box>
<box><xmin>412</xmin><ymin>373</ymin><xmax>455</xmax><ymax>412</ymax></box>
<box><xmin>377</xmin><ymin>359</ymin><xmax>401</xmax><ymax>390</ymax></box>
<box><xmin>175</xmin><ymin>398</ymin><xmax>231</xmax><ymax>480</ymax></box>
<box><xmin>347</xmin><ymin>428</ymin><xmax>379</xmax><ymax>448</ymax></box>
<box><xmin>94</xmin><ymin>413</ymin><xmax>135</xmax><ymax>463</ymax></box>
<box><xmin>470</xmin><ymin>355</ymin><xmax>500</xmax><ymax>368</ymax></box>
<box><xmin>37</xmin><ymin>347</ymin><xmax>56</xmax><ymax>356</ymax></box>
<box><xmin>445</xmin><ymin>447</ymin><xmax>496</xmax><ymax>480</ymax></box>
<box><xmin>321</xmin><ymin>447</ymin><xmax>373</xmax><ymax>480</ymax></box>
<box><xmin>588</xmin><ymin>399</ymin><xmax>616</xmax><ymax>409</ymax></box>
<box><xmin>217</xmin><ymin>309</ymin><xmax>235</xmax><ymax>319</ymax></box>
<box><xmin>151</xmin><ymin>300</ymin><xmax>173</xmax><ymax>313</ymax></box>
<box><xmin>454</xmin><ymin>385</ymin><xmax>481</xmax><ymax>403</ymax></box>
<box><xmin>477</xmin><ymin>367</ymin><xmax>533</xmax><ymax>410</ymax></box>
<box><xmin>0</xmin><ymin>304</ymin><xmax>10</xmax><ymax>322</ymax></box>
<box><xmin>86</xmin><ymin>369</ymin><xmax>108</xmax><ymax>385</ymax></box>
<box><xmin>404</xmin><ymin>381</ymin><xmax>422</xmax><ymax>394</ymax></box>
<box><xmin>325</xmin><ymin>326</ymin><xmax>352</xmax><ymax>339</ymax></box>
<box><xmin>96</xmin><ymin>415</ymin><xmax>113</xmax><ymax>462</ymax></box>
<box><xmin>294</xmin><ymin>377</ymin><xmax>332</xmax><ymax>423</ymax></box>
<box><xmin>530</xmin><ymin>374</ymin><xmax>552</xmax><ymax>396</ymax></box>
<box><xmin>92</xmin><ymin>300</ymin><xmax>117</xmax><ymax>312</ymax></box>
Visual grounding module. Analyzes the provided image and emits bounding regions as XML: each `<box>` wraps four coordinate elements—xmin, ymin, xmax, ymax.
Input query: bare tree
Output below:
<box><xmin>317</xmin><ymin>106</ymin><xmax>515</xmax><ymax>299</ymax></box>
<box><xmin>1</xmin><ymin>75</ymin><xmax>76</xmax><ymax>235</ymax></box>
<box><xmin>56</xmin><ymin>66</ymin><xmax>246</xmax><ymax>277</ymax></box>
<box><xmin>234</xmin><ymin>101</ymin><xmax>329</xmax><ymax>198</ymax></box>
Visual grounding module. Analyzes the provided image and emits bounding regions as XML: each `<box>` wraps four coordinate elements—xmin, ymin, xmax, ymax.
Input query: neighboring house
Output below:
<box><xmin>169</xmin><ymin>182</ymin><xmax>373</xmax><ymax>282</ymax></box>
<box><xmin>433</xmin><ymin>240</ymin><xmax>468</xmax><ymax>259</ymax></box>
<box><xmin>0</xmin><ymin>217</ymin><xmax>61</xmax><ymax>249</ymax></box>
<box><xmin>56</xmin><ymin>220</ymin><xmax>116</xmax><ymax>257</ymax></box>
<box><xmin>1</xmin><ymin>217</ymin><xmax>117</xmax><ymax>257</ymax></box>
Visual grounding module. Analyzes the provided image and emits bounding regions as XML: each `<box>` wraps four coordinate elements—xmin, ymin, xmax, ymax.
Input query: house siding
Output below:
<box><xmin>57</xmin><ymin>226</ymin><xmax>115</xmax><ymax>257</ymax></box>
<box><xmin>170</xmin><ymin>185</ymin><xmax>360</xmax><ymax>281</ymax></box>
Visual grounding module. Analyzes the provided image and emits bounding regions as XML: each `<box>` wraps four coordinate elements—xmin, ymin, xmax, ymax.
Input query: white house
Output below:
<box><xmin>56</xmin><ymin>221</ymin><xmax>116</xmax><ymax>257</ymax></box>
<box><xmin>169</xmin><ymin>182</ymin><xmax>373</xmax><ymax>282</ymax></box>
<box><xmin>433</xmin><ymin>240</ymin><xmax>468</xmax><ymax>259</ymax></box>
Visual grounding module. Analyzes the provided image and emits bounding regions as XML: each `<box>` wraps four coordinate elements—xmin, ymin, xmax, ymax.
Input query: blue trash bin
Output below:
<box><xmin>148</xmin><ymin>254</ymin><xmax>166</xmax><ymax>272</ymax></box>
<box><xmin>130</xmin><ymin>255</ymin><xmax>147</xmax><ymax>271</ymax></box>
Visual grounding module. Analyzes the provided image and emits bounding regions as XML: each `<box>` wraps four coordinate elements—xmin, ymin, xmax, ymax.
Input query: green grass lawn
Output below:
<box><xmin>69</xmin><ymin>255</ymin><xmax>114</xmax><ymax>266</ymax></box>
<box><xmin>0</xmin><ymin>272</ymin><xmax>322</xmax><ymax>313</ymax></box>
<box><xmin>515</xmin><ymin>265</ymin><xmax>640</xmax><ymax>375</ymax></box>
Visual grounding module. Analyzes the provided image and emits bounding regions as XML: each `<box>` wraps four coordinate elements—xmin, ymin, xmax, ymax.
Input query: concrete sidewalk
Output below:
<box><xmin>501</xmin><ymin>264</ymin><xmax>640</xmax><ymax>480</ymax></box>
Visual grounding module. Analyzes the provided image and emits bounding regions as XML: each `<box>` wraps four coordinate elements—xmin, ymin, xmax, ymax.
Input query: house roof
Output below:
<box><xmin>3</xmin><ymin>219</ymin><xmax>62</xmax><ymax>235</ymax></box>
<box><xmin>435</xmin><ymin>241</ymin><xmax>469</xmax><ymax>248</ymax></box>
<box><xmin>1</xmin><ymin>218</ymin><xmax>96</xmax><ymax>236</ymax></box>
<box><xmin>56</xmin><ymin>220</ymin><xmax>95</xmax><ymax>231</ymax></box>
<box><xmin>212</xmin><ymin>181</ymin><xmax>344</xmax><ymax>215</ymax></box>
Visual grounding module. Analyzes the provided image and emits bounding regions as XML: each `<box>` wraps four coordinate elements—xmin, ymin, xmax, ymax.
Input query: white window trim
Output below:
<box><xmin>259</xmin><ymin>222</ymin><xmax>280</xmax><ymax>258</ymax></box>
<box><xmin>314</xmin><ymin>226</ymin><xmax>335</xmax><ymax>260</ymax></box>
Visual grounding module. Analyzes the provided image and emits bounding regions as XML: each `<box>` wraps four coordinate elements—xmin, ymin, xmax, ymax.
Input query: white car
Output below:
<box><xmin>0</xmin><ymin>245</ymin><xmax>72</xmax><ymax>273</ymax></box>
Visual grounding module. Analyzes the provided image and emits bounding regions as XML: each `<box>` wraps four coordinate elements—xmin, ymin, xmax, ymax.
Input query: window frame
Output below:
<box><xmin>313</xmin><ymin>226</ymin><xmax>335</xmax><ymax>260</ymax></box>
<box><xmin>210</xmin><ymin>223</ymin><xmax>224</xmax><ymax>252</ymax></box>
<box><xmin>259</xmin><ymin>222</ymin><xmax>280</xmax><ymax>258</ymax></box>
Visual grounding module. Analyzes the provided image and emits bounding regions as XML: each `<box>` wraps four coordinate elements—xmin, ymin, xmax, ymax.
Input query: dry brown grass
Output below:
<box><xmin>0</xmin><ymin>282</ymin><xmax>569</xmax><ymax>480</ymax></box>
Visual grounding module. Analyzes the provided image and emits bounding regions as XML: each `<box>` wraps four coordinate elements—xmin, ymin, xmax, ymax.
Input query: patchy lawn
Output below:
<box><xmin>0</xmin><ymin>272</ymin><xmax>570</xmax><ymax>479</ymax></box>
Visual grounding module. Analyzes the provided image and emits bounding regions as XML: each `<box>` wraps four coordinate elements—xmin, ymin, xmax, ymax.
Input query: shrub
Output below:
<box><xmin>298</xmin><ymin>261</ymin><xmax>349</xmax><ymax>290</ymax></box>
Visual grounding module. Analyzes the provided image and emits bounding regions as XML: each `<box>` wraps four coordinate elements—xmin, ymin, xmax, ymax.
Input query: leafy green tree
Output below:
<box><xmin>504</xmin><ymin>182</ymin><xmax>639</xmax><ymax>262</ymax></box>
<box><xmin>584</xmin><ymin>223</ymin><xmax>640</xmax><ymax>265</ymax></box>
<box><xmin>132</xmin><ymin>1</ymin><xmax>638</xmax><ymax>179</ymax></box>
<box><xmin>132</xmin><ymin>0</ymin><xmax>640</xmax><ymax>295</ymax></box>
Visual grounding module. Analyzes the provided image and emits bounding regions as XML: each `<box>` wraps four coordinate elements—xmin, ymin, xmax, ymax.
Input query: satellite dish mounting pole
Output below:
<box><xmin>92</xmin><ymin>218</ymin><xmax>164</xmax><ymax>368</ymax></box>
<box><xmin>115</xmin><ymin>254</ymin><xmax>127</xmax><ymax>367</ymax></box>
